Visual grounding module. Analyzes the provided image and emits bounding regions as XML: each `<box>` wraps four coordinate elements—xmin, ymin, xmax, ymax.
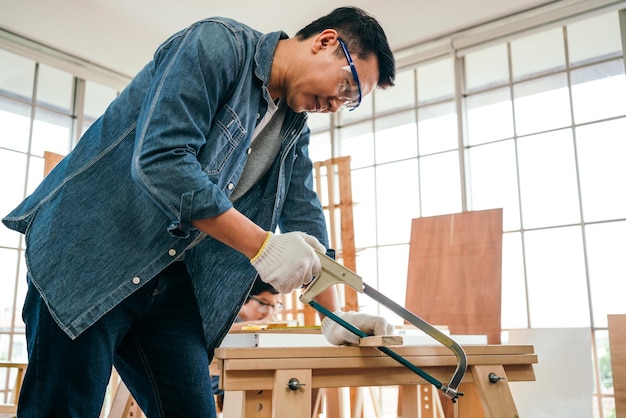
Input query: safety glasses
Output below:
<box><xmin>336</xmin><ymin>38</ymin><xmax>362</xmax><ymax>111</ymax></box>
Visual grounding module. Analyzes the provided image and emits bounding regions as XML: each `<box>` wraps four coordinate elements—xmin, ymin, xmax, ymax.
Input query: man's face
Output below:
<box><xmin>286</xmin><ymin>38</ymin><xmax>380</xmax><ymax>114</ymax></box>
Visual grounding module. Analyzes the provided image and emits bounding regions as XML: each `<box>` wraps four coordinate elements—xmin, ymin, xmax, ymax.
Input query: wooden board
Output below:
<box><xmin>609</xmin><ymin>314</ymin><xmax>626</xmax><ymax>417</ymax></box>
<box><xmin>357</xmin><ymin>335</ymin><xmax>403</xmax><ymax>347</ymax></box>
<box><xmin>43</xmin><ymin>151</ymin><xmax>64</xmax><ymax>176</ymax></box>
<box><xmin>405</xmin><ymin>209</ymin><xmax>503</xmax><ymax>344</ymax></box>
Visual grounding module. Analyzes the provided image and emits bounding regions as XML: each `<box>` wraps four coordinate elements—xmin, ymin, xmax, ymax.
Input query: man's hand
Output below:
<box><xmin>321</xmin><ymin>311</ymin><xmax>395</xmax><ymax>345</ymax></box>
<box><xmin>250</xmin><ymin>231</ymin><xmax>325</xmax><ymax>293</ymax></box>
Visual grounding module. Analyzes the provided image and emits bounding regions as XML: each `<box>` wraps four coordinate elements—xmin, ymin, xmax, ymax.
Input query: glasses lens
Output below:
<box><xmin>337</xmin><ymin>67</ymin><xmax>360</xmax><ymax>110</ymax></box>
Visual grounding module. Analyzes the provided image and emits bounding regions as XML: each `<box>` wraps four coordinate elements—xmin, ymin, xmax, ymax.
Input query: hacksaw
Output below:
<box><xmin>300</xmin><ymin>250</ymin><xmax>468</xmax><ymax>402</ymax></box>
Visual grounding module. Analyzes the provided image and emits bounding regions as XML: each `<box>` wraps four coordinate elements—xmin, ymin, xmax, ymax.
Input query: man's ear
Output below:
<box><xmin>312</xmin><ymin>29</ymin><xmax>339</xmax><ymax>54</ymax></box>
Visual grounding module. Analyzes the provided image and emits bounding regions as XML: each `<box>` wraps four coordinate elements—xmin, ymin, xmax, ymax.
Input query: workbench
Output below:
<box><xmin>215</xmin><ymin>344</ymin><xmax>537</xmax><ymax>418</ymax></box>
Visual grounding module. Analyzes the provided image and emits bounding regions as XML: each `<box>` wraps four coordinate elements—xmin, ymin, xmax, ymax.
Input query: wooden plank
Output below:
<box><xmin>335</xmin><ymin>156</ymin><xmax>359</xmax><ymax>312</ymax></box>
<box><xmin>357</xmin><ymin>335</ymin><xmax>403</xmax><ymax>346</ymax></box>
<box><xmin>609</xmin><ymin>314</ymin><xmax>626</xmax><ymax>417</ymax></box>
<box><xmin>405</xmin><ymin>210</ymin><xmax>503</xmax><ymax>344</ymax></box>
<box><xmin>220</xmin><ymin>363</ymin><xmax>535</xmax><ymax>392</ymax></box>
<box><xmin>43</xmin><ymin>151</ymin><xmax>65</xmax><ymax>176</ymax></box>
<box><xmin>215</xmin><ymin>344</ymin><xmax>536</xmax><ymax>360</ymax></box>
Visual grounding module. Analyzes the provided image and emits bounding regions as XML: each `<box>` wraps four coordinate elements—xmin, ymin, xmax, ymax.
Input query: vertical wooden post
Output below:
<box><xmin>609</xmin><ymin>314</ymin><xmax>626</xmax><ymax>417</ymax></box>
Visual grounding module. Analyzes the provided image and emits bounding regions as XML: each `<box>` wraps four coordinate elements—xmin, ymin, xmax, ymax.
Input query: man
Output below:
<box><xmin>3</xmin><ymin>6</ymin><xmax>396</xmax><ymax>417</ymax></box>
<box><xmin>231</xmin><ymin>278</ymin><xmax>282</xmax><ymax>329</ymax></box>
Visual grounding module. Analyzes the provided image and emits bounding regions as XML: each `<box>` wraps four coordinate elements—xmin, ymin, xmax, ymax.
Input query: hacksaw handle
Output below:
<box><xmin>300</xmin><ymin>250</ymin><xmax>363</xmax><ymax>304</ymax></box>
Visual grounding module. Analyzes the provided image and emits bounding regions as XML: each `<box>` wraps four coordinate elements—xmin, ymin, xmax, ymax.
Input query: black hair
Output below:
<box><xmin>295</xmin><ymin>6</ymin><xmax>395</xmax><ymax>88</ymax></box>
<box><xmin>248</xmin><ymin>277</ymin><xmax>279</xmax><ymax>297</ymax></box>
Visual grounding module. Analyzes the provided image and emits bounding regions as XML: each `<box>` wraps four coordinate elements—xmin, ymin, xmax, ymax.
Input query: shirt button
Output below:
<box><xmin>132</xmin><ymin>277</ymin><xmax>141</xmax><ymax>285</ymax></box>
<box><xmin>227</xmin><ymin>183</ymin><xmax>234</xmax><ymax>190</ymax></box>
<box><xmin>247</xmin><ymin>147</ymin><xmax>252</xmax><ymax>154</ymax></box>
<box><xmin>256</xmin><ymin>113</ymin><xmax>260</xmax><ymax>119</ymax></box>
<box><xmin>168</xmin><ymin>248</ymin><xmax>177</xmax><ymax>257</ymax></box>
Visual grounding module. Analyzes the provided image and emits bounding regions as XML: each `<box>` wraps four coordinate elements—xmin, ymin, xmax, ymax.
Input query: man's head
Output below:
<box><xmin>273</xmin><ymin>7</ymin><xmax>395</xmax><ymax>113</ymax></box>
<box><xmin>239</xmin><ymin>279</ymin><xmax>281</xmax><ymax>322</ymax></box>
<box><xmin>295</xmin><ymin>7</ymin><xmax>395</xmax><ymax>91</ymax></box>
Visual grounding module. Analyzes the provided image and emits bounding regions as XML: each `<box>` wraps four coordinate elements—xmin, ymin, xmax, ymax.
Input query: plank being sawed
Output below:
<box><xmin>215</xmin><ymin>344</ymin><xmax>535</xmax><ymax>360</ymax></box>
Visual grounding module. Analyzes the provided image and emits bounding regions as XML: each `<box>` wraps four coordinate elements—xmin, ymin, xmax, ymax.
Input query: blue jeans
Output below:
<box><xmin>19</xmin><ymin>262</ymin><xmax>216</xmax><ymax>417</ymax></box>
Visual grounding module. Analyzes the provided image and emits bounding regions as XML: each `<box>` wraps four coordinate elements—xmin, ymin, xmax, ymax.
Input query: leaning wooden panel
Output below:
<box><xmin>405</xmin><ymin>209</ymin><xmax>503</xmax><ymax>344</ymax></box>
<box><xmin>43</xmin><ymin>151</ymin><xmax>65</xmax><ymax>176</ymax></box>
<box><xmin>609</xmin><ymin>314</ymin><xmax>626</xmax><ymax>417</ymax></box>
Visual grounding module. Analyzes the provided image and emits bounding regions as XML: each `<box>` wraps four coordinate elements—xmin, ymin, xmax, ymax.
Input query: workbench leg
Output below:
<box><xmin>324</xmin><ymin>388</ymin><xmax>342</xmax><ymax>418</ymax></box>
<box><xmin>470</xmin><ymin>365</ymin><xmax>519</xmax><ymax>418</ymax></box>
<box><xmin>222</xmin><ymin>389</ymin><xmax>273</xmax><ymax>418</ymax></box>
<box><xmin>222</xmin><ymin>391</ymin><xmax>244</xmax><ymax>418</ymax></box>
<box><xmin>272</xmin><ymin>369</ymin><xmax>312</xmax><ymax>418</ymax></box>
<box><xmin>455</xmin><ymin>382</ymin><xmax>483</xmax><ymax>418</ymax></box>
<box><xmin>399</xmin><ymin>385</ymin><xmax>419</xmax><ymax>418</ymax></box>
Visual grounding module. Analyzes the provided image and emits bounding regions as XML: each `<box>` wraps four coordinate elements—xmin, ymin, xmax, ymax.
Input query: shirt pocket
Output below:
<box><xmin>201</xmin><ymin>104</ymin><xmax>247</xmax><ymax>176</ymax></box>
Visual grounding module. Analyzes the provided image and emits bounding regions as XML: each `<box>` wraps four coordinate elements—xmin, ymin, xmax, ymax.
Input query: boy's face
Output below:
<box><xmin>239</xmin><ymin>290</ymin><xmax>282</xmax><ymax>321</ymax></box>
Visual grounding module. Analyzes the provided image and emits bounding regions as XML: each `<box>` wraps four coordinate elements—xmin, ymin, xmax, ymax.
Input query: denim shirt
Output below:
<box><xmin>2</xmin><ymin>17</ymin><xmax>330</xmax><ymax>347</ymax></box>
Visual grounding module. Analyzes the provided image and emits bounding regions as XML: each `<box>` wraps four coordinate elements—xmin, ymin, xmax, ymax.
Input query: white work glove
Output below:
<box><xmin>321</xmin><ymin>311</ymin><xmax>395</xmax><ymax>346</ymax></box>
<box><xmin>250</xmin><ymin>231</ymin><xmax>326</xmax><ymax>294</ymax></box>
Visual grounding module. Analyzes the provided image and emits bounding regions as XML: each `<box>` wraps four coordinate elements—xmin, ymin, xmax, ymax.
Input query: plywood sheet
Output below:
<box><xmin>405</xmin><ymin>209</ymin><xmax>503</xmax><ymax>344</ymax></box>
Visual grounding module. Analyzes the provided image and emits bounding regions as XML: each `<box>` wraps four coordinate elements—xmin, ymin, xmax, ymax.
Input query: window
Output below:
<box><xmin>329</xmin><ymin>8</ymin><xmax>625</xmax><ymax>418</ymax></box>
<box><xmin>0</xmin><ymin>49</ymin><xmax>123</xmax><ymax>372</ymax></box>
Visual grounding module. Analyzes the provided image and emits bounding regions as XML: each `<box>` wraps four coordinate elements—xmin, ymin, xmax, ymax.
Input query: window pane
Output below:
<box><xmin>14</xmin><ymin>255</ymin><xmax>27</xmax><ymax>335</ymax></box>
<box><xmin>309</xmin><ymin>131</ymin><xmax>331</xmax><ymax>164</ymax></box>
<box><xmin>514</xmin><ymin>73</ymin><xmax>571</xmax><ymax>136</ymax></box>
<box><xmin>0</xmin><ymin>48</ymin><xmax>35</xmax><ymax>100</ymax></box>
<box><xmin>417</xmin><ymin>57</ymin><xmax>454</xmax><ymax>104</ymax></box>
<box><xmin>36</xmin><ymin>64</ymin><xmax>73</xmax><ymax>113</ymax></box>
<box><xmin>306</xmin><ymin>112</ymin><xmax>331</xmax><ymax>133</ymax></box>
<box><xmin>467</xmin><ymin>140</ymin><xmax>521</xmax><ymax>230</ymax></box>
<box><xmin>586</xmin><ymin>222</ymin><xmax>626</xmax><ymax>328</ymax></box>
<box><xmin>511</xmin><ymin>27</ymin><xmax>565</xmax><ymax>81</ymax></box>
<box><xmin>595</xmin><ymin>330</ymin><xmax>613</xmax><ymax>396</ymax></box>
<box><xmin>375</xmin><ymin>111</ymin><xmax>417</xmax><ymax>164</ymax></box>
<box><xmin>355</xmin><ymin>247</ymin><xmax>378</xmax><ymax>309</ymax></box>
<box><xmin>576</xmin><ymin>119</ymin><xmax>626</xmax><ymax>222</ymax></box>
<box><xmin>525</xmin><ymin>226</ymin><xmax>589</xmax><ymax>327</ymax></box>
<box><xmin>30</xmin><ymin>108</ymin><xmax>72</xmax><ymax>157</ymax></box>
<box><xmin>418</xmin><ymin>101</ymin><xmax>457</xmax><ymax>155</ymax></box>
<box><xmin>0</xmin><ymin>149</ymin><xmax>27</xmax><ymax>248</ymax></box>
<box><xmin>375</xmin><ymin>69</ymin><xmax>415</xmax><ymax>114</ymax></box>
<box><xmin>517</xmin><ymin>129</ymin><xmax>580</xmax><ymax>228</ymax></box>
<box><xmin>466</xmin><ymin>87</ymin><xmax>514</xmax><ymax>145</ymax></box>
<box><xmin>338</xmin><ymin>93</ymin><xmax>373</xmax><ymax>125</ymax></box>
<box><xmin>464</xmin><ymin>43</ymin><xmax>509</xmax><ymax>93</ymax></box>
<box><xmin>0</xmin><ymin>248</ymin><xmax>18</xmax><ymax>332</ymax></box>
<box><xmin>0</xmin><ymin>98</ymin><xmax>31</xmax><ymax>153</ymax></box>
<box><xmin>568</xmin><ymin>12</ymin><xmax>623</xmax><ymax>66</ymax></box>
<box><xmin>26</xmin><ymin>154</ymin><xmax>45</xmax><ymax>195</ymax></box>
<box><xmin>571</xmin><ymin>60</ymin><xmax>626</xmax><ymax>124</ymax></box>
<box><xmin>352</xmin><ymin>167</ymin><xmax>376</xmax><ymax>248</ymax></box>
<box><xmin>376</xmin><ymin>160</ymin><xmax>419</xmax><ymax>245</ymax></box>
<box><xmin>419</xmin><ymin>151</ymin><xmax>462</xmax><ymax>217</ymax></box>
<box><xmin>338</xmin><ymin>121</ymin><xmax>373</xmax><ymax>169</ymax></box>
<box><xmin>377</xmin><ymin>244</ymin><xmax>410</xmax><ymax>325</ymax></box>
<box><xmin>501</xmin><ymin>232</ymin><xmax>528</xmax><ymax>328</ymax></box>
<box><xmin>84</xmin><ymin>80</ymin><xmax>117</xmax><ymax>120</ymax></box>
